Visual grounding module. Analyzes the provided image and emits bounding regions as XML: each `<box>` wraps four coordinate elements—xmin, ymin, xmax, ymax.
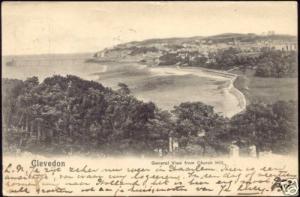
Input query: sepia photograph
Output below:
<box><xmin>2</xmin><ymin>1</ymin><xmax>298</xmax><ymax>196</ymax></box>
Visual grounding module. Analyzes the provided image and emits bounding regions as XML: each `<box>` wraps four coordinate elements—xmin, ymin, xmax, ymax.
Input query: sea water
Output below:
<box><xmin>2</xmin><ymin>54</ymin><xmax>244</xmax><ymax>117</ymax></box>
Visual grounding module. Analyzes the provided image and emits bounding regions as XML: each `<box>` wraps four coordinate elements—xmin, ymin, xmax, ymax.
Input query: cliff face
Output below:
<box><xmin>91</xmin><ymin>44</ymin><xmax>165</xmax><ymax>64</ymax></box>
<box><xmin>89</xmin><ymin>33</ymin><xmax>297</xmax><ymax>64</ymax></box>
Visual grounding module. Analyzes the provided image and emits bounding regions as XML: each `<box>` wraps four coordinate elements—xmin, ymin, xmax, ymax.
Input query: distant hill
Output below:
<box><xmin>89</xmin><ymin>33</ymin><xmax>297</xmax><ymax>63</ymax></box>
<box><xmin>128</xmin><ymin>36</ymin><xmax>204</xmax><ymax>46</ymax></box>
<box><xmin>205</xmin><ymin>33</ymin><xmax>296</xmax><ymax>43</ymax></box>
<box><xmin>111</xmin><ymin>32</ymin><xmax>296</xmax><ymax>48</ymax></box>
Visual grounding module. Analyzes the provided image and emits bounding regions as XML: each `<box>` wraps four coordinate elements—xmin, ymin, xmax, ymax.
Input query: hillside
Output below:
<box><xmin>3</xmin><ymin>75</ymin><xmax>297</xmax><ymax>156</ymax></box>
<box><xmin>89</xmin><ymin>33</ymin><xmax>297</xmax><ymax>65</ymax></box>
<box><xmin>2</xmin><ymin>76</ymin><xmax>170</xmax><ymax>155</ymax></box>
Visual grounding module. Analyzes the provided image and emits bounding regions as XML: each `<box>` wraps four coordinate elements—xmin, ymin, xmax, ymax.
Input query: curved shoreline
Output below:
<box><xmin>92</xmin><ymin>61</ymin><xmax>247</xmax><ymax>118</ymax></box>
<box><xmin>228</xmin><ymin>76</ymin><xmax>247</xmax><ymax>115</ymax></box>
<box><xmin>183</xmin><ymin>66</ymin><xmax>247</xmax><ymax>117</ymax></box>
<box><xmin>149</xmin><ymin>65</ymin><xmax>247</xmax><ymax>118</ymax></box>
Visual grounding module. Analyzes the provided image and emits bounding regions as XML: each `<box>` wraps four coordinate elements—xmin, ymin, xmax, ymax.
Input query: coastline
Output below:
<box><xmin>228</xmin><ymin>76</ymin><xmax>247</xmax><ymax>113</ymax></box>
<box><xmin>201</xmin><ymin>68</ymin><xmax>247</xmax><ymax>117</ymax></box>
<box><xmin>86</xmin><ymin>58</ymin><xmax>247</xmax><ymax>117</ymax></box>
<box><xmin>159</xmin><ymin>65</ymin><xmax>247</xmax><ymax>117</ymax></box>
<box><xmin>4</xmin><ymin>52</ymin><xmax>247</xmax><ymax>118</ymax></box>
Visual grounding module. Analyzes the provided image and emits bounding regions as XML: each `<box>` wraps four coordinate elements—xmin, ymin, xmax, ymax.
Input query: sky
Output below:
<box><xmin>2</xmin><ymin>1</ymin><xmax>298</xmax><ymax>55</ymax></box>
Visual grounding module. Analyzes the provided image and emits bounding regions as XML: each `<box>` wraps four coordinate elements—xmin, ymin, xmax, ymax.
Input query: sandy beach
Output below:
<box><xmin>148</xmin><ymin>66</ymin><xmax>247</xmax><ymax>117</ymax></box>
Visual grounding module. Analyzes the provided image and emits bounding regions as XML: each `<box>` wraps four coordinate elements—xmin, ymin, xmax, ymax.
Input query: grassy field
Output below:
<box><xmin>233</xmin><ymin>70</ymin><xmax>298</xmax><ymax>104</ymax></box>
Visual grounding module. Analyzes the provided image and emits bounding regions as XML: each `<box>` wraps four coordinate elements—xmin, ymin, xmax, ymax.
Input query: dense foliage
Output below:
<box><xmin>255</xmin><ymin>49</ymin><xmax>297</xmax><ymax>78</ymax></box>
<box><xmin>230</xmin><ymin>101</ymin><xmax>298</xmax><ymax>154</ymax></box>
<box><xmin>2</xmin><ymin>76</ymin><xmax>297</xmax><ymax>156</ymax></box>
<box><xmin>171</xmin><ymin>102</ymin><xmax>230</xmax><ymax>156</ymax></box>
<box><xmin>128</xmin><ymin>46</ymin><xmax>159</xmax><ymax>55</ymax></box>
<box><xmin>159</xmin><ymin>51</ymin><xmax>208</xmax><ymax>66</ymax></box>
<box><xmin>158</xmin><ymin>48</ymin><xmax>297</xmax><ymax>78</ymax></box>
<box><xmin>2</xmin><ymin>76</ymin><xmax>171</xmax><ymax>155</ymax></box>
<box><xmin>207</xmin><ymin>47</ymin><xmax>258</xmax><ymax>70</ymax></box>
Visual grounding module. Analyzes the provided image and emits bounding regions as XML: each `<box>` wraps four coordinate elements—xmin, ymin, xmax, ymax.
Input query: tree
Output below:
<box><xmin>230</xmin><ymin>101</ymin><xmax>297</xmax><ymax>155</ymax></box>
<box><xmin>172</xmin><ymin>102</ymin><xmax>228</xmax><ymax>156</ymax></box>
<box><xmin>255</xmin><ymin>50</ymin><xmax>297</xmax><ymax>78</ymax></box>
<box><xmin>3</xmin><ymin>75</ymin><xmax>172</xmax><ymax>156</ymax></box>
<box><xmin>3</xmin><ymin>75</ymin><xmax>297</xmax><ymax>157</ymax></box>
<box><xmin>117</xmin><ymin>82</ymin><xmax>131</xmax><ymax>95</ymax></box>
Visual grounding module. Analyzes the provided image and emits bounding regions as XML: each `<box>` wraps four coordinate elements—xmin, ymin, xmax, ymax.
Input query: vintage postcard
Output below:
<box><xmin>2</xmin><ymin>1</ymin><xmax>298</xmax><ymax>196</ymax></box>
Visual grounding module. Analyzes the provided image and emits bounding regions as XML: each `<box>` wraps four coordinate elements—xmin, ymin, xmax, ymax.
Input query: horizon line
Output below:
<box><xmin>3</xmin><ymin>32</ymin><xmax>297</xmax><ymax>57</ymax></box>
